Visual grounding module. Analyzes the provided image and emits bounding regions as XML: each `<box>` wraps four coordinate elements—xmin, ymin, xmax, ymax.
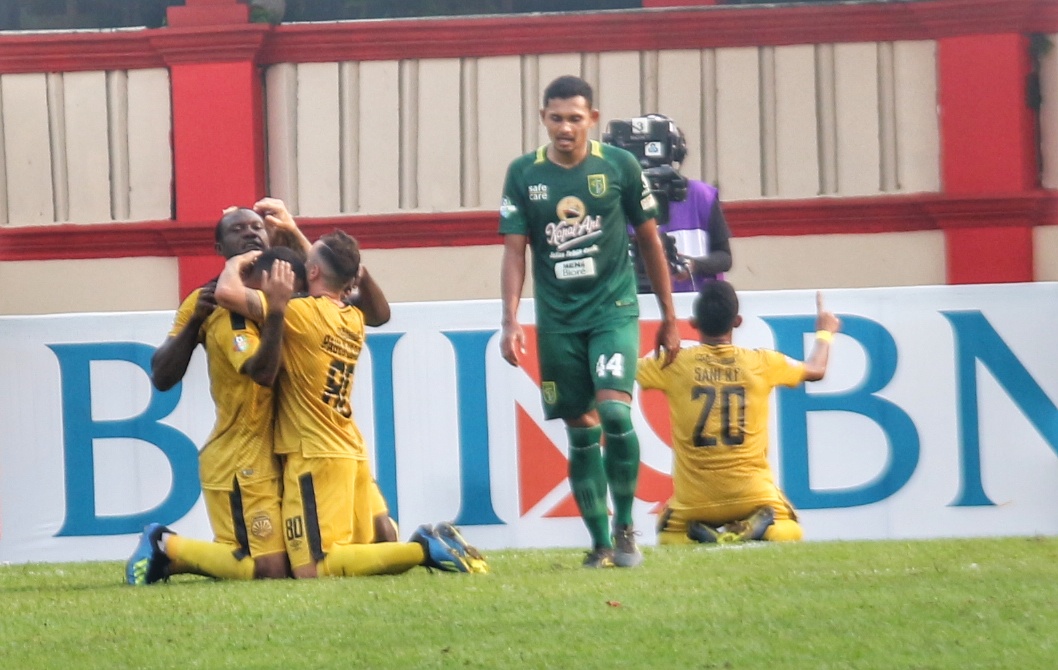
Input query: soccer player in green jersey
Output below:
<box><xmin>499</xmin><ymin>75</ymin><xmax>681</xmax><ymax>568</ymax></box>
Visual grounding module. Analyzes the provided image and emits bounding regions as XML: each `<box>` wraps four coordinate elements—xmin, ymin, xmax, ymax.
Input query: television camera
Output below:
<box><xmin>603</xmin><ymin>114</ymin><xmax>689</xmax><ymax>292</ymax></box>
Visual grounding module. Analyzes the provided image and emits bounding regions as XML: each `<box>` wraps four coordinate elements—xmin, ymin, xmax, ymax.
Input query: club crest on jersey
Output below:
<box><xmin>542</xmin><ymin>381</ymin><xmax>558</xmax><ymax>405</ymax></box>
<box><xmin>232</xmin><ymin>334</ymin><xmax>249</xmax><ymax>353</ymax></box>
<box><xmin>587</xmin><ymin>174</ymin><xmax>607</xmax><ymax>197</ymax></box>
<box><xmin>250</xmin><ymin>512</ymin><xmax>274</xmax><ymax>539</ymax></box>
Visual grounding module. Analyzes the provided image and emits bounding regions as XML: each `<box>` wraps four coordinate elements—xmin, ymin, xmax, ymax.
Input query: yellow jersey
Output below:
<box><xmin>274</xmin><ymin>295</ymin><xmax>368</xmax><ymax>460</ymax></box>
<box><xmin>199</xmin><ymin>308</ymin><xmax>281</xmax><ymax>490</ymax></box>
<box><xmin>168</xmin><ymin>287</ymin><xmax>204</xmax><ymax>341</ymax></box>
<box><xmin>636</xmin><ymin>344</ymin><xmax>804</xmax><ymax>510</ymax></box>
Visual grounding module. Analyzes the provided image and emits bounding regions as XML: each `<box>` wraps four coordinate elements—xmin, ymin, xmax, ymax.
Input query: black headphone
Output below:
<box><xmin>644</xmin><ymin>113</ymin><xmax>687</xmax><ymax>165</ymax></box>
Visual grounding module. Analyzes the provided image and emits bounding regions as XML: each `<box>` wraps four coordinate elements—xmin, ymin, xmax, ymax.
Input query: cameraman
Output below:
<box><xmin>608</xmin><ymin>115</ymin><xmax>733</xmax><ymax>293</ymax></box>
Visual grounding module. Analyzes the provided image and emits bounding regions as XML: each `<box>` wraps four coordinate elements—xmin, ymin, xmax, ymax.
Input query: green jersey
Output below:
<box><xmin>499</xmin><ymin>140</ymin><xmax>658</xmax><ymax>333</ymax></box>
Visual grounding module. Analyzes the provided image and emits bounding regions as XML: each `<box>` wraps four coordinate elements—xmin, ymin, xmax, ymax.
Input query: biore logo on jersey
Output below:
<box><xmin>528</xmin><ymin>184</ymin><xmax>548</xmax><ymax>201</ymax></box>
<box><xmin>500</xmin><ymin>196</ymin><xmax>518</xmax><ymax>219</ymax></box>
<box><xmin>546</xmin><ymin>196</ymin><xmax>603</xmax><ymax>251</ymax></box>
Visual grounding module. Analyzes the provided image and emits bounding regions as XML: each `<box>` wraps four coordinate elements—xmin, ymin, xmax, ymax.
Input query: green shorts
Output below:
<box><xmin>536</xmin><ymin>317</ymin><xmax>640</xmax><ymax>420</ymax></box>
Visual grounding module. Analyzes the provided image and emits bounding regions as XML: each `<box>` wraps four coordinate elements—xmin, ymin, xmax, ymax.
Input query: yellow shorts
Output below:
<box><xmin>353</xmin><ymin>477</ymin><xmax>391</xmax><ymax>544</ymax></box>
<box><xmin>203</xmin><ymin>476</ymin><xmax>285</xmax><ymax>559</ymax></box>
<box><xmin>656</xmin><ymin>487</ymin><xmax>798</xmax><ymax>536</ymax></box>
<box><xmin>282</xmin><ymin>453</ymin><xmax>388</xmax><ymax>569</ymax></box>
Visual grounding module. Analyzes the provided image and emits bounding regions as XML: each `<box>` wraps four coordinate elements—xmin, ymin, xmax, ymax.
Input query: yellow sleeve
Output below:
<box><xmin>760</xmin><ymin>349</ymin><xmax>806</xmax><ymax>388</ymax></box>
<box><xmin>635</xmin><ymin>355</ymin><xmax>665</xmax><ymax>389</ymax></box>
<box><xmin>168</xmin><ymin>289</ymin><xmax>203</xmax><ymax>341</ymax></box>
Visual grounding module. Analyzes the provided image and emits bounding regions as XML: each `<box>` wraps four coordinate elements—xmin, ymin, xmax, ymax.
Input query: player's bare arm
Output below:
<box><xmin>215</xmin><ymin>250</ymin><xmax>266</xmax><ymax>323</ymax></box>
<box><xmin>499</xmin><ymin>234</ymin><xmax>529</xmax><ymax>366</ymax></box>
<box><xmin>254</xmin><ymin>197</ymin><xmax>312</xmax><ymax>256</ymax></box>
<box><xmin>242</xmin><ymin>259</ymin><xmax>295</xmax><ymax>387</ymax></box>
<box><xmin>634</xmin><ymin>220</ymin><xmax>681</xmax><ymax>365</ymax></box>
<box><xmin>150</xmin><ymin>281</ymin><xmax>217</xmax><ymax>391</ymax></box>
<box><xmin>346</xmin><ymin>265</ymin><xmax>391</xmax><ymax>327</ymax></box>
<box><xmin>804</xmin><ymin>291</ymin><xmax>841</xmax><ymax>382</ymax></box>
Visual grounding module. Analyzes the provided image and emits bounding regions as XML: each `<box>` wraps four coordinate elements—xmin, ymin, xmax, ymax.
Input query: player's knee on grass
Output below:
<box><xmin>597</xmin><ymin>399</ymin><xmax>633</xmax><ymax>436</ymax></box>
<box><xmin>763</xmin><ymin>519</ymin><xmax>803</xmax><ymax>542</ymax></box>
<box><xmin>253</xmin><ymin>552</ymin><xmax>291</xmax><ymax>579</ymax></box>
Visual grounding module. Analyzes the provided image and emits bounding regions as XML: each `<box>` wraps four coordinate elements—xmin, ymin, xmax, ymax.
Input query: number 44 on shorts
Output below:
<box><xmin>595</xmin><ymin>353</ymin><xmax>625</xmax><ymax>380</ymax></box>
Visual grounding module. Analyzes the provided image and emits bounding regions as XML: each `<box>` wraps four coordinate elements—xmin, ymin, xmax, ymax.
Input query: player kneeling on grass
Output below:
<box><xmin>635</xmin><ymin>280</ymin><xmax>840</xmax><ymax>545</ymax></box>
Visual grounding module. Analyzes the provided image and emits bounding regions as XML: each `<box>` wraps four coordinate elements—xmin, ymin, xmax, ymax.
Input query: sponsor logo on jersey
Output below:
<box><xmin>500</xmin><ymin>196</ymin><xmax>518</xmax><ymax>219</ymax></box>
<box><xmin>232</xmin><ymin>334</ymin><xmax>249</xmax><ymax>353</ymax></box>
<box><xmin>587</xmin><ymin>174</ymin><xmax>607</xmax><ymax>197</ymax></box>
<box><xmin>250</xmin><ymin>512</ymin><xmax>274</xmax><ymax>539</ymax></box>
<box><xmin>545</xmin><ymin>196</ymin><xmax>603</xmax><ymax>251</ymax></box>
<box><xmin>528</xmin><ymin>184</ymin><xmax>548</xmax><ymax>201</ymax></box>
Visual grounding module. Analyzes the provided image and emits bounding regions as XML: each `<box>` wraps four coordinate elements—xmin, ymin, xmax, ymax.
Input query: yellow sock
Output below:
<box><xmin>763</xmin><ymin>519</ymin><xmax>804</xmax><ymax>542</ymax></box>
<box><xmin>166</xmin><ymin>535</ymin><xmax>255</xmax><ymax>580</ymax></box>
<box><xmin>319</xmin><ymin>542</ymin><xmax>425</xmax><ymax>577</ymax></box>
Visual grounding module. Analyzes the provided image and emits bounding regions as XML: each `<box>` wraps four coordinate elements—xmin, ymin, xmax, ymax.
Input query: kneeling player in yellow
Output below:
<box><xmin>215</xmin><ymin>212</ymin><xmax>486</xmax><ymax>577</ymax></box>
<box><xmin>126</xmin><ymin>248</ymin><xmax>307</xmax><ymax>585</ymax></box>
<box><xmin>636</xmin><ymin>281</ymin><xmax>840</xmax><ymax>545</ymax></box>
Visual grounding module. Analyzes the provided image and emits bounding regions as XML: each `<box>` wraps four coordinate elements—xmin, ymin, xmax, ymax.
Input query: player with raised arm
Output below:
<box><xmin>637</xmin><ymin>281</ymin><xmax>840</xmax><ymax>544</ymax></box>
<box><xmin>499</xmin><ymin>75</ymin><xmax>680</xmax><ymax>568</ymax></box>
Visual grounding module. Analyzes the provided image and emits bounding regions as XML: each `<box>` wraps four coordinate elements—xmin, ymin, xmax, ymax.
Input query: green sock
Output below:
<box><xmin>567</xmin><ymin>425</ymin><xmax>611</xmax><ymax>549</ymax></box>
<box><xmin>599</xmin><ymin>400</ymin><xmax>640</xmax><ymax>528</ymax></box>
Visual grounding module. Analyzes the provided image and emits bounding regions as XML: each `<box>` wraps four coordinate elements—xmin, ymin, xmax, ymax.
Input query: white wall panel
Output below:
<box><xmin>773</xmin><ymin>45</ymin><xmax>820</xmax><ymax>197</ymax></box>
<box><xmin>2</xmin><ymin>73</ymin><xmax>54</xmax><ymax>225</ymax></box>
<box><xmin>63</xmin><ymin>71</ymin><xmax>111</xmax><ymax>223</ymax></box>
<box><xmin>417</xmin><ymin>58</ymin><xmax>462</xmax><ymax>212</ymax></box>
<box><xmin>597</xmin><ymin>51</ymin><xmax>642</xmax><ymax>130</ymax></box>
<box><xmin>0</xmin><ymin>80</ymin><xmax>6</xmax><ymax>225</ymax></box>
<box><xmin>477</xmin><ymin>56</ymin><xmax>524</xmax><ymax>207</ymax></box>
<box><xmin>1034</xmin><ymin>225</ymin><xmax>1058</xmax><ymax>281</ymax></box>
<box><xmin>834</xmin><ymin>43</ymin><xmax>881</xmax><ymax>196</ymax></box>
<box><xmin>727</xmin><ymin>230</ymin><xmax>946</xmax><ymax>290</ymax></box>
<box><xmin>0</xmin><ymin>257</ymin><xmax>179</xmax><ymax>314</ymax></box>
<box><xmin>358</xmin><ymin>60</ymin><xmax>401</xmax><ymax>212</ymax></box>
<box><xmin>894</xmin><ymin>40</ymin><xmax>941</xmax><ymax>193</ymax></box>
<box><xmin>657</xmin><ymin>49</ymin><xmax>703</xmax><ymax>180</ymax></box>
<box><xmin>296</xmin><ymin>63</ymin><xmax>341</xmax><ymax>215</ymax></box>
<box><xmin>715</xmin><ymin>47</ymin><xmax>762</xmax><ymax>200</ymax></box>
<box><xmin>339</xmin><ymin>62</ymin><xmax>359</xmax><ymax>212</ymax></box>
<box><xmin>125</xmin><ymin>69</ymin><xmax>172</xmax><ymax>221</ymax></box>
<box><xmin>265</xmin><ymin>63</ymin><xmax>298</xmax><ymax>209</ymax></box>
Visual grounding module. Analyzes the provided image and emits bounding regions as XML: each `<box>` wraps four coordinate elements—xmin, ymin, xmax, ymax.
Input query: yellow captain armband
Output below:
<box><xmin>815</xmin><ymin>330</ymin><xmax>834</xmax><ymax>343</ymax></box>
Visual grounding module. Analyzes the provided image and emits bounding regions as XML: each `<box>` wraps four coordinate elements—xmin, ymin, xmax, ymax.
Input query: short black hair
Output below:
<box><xmin>543</xmin><ymin>75</ymin><xmax>593</xmax><ymax>108</ymax></box>
<box><xmin>252</xmin><ymin>246</ymin><xmax>308</xmax><ymax>292</ymax></box>
<box><xmin>693</xmin><ymin>280</ymin><xmax>740</xmax><ymax>337</ymax></box>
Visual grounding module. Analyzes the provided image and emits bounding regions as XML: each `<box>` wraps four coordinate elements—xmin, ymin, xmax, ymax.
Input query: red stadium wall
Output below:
<box><xmin>0</xmin><ymin>0</ymin><xmax>1056</xmax><ymax>290</ymax></box>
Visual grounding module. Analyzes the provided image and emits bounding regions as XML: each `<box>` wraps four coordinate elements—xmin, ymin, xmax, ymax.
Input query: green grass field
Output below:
<box><xmin>2</xmin><ymin>537</ymin><xmax>1056</xmax><ymax>669</ymax></box>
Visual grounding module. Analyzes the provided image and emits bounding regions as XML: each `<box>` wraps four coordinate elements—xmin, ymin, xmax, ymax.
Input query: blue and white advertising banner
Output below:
<box><xmin>1</xmin><ymin>283</ymin><xmax>1057</xmax><ymax>564</ymax></box>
